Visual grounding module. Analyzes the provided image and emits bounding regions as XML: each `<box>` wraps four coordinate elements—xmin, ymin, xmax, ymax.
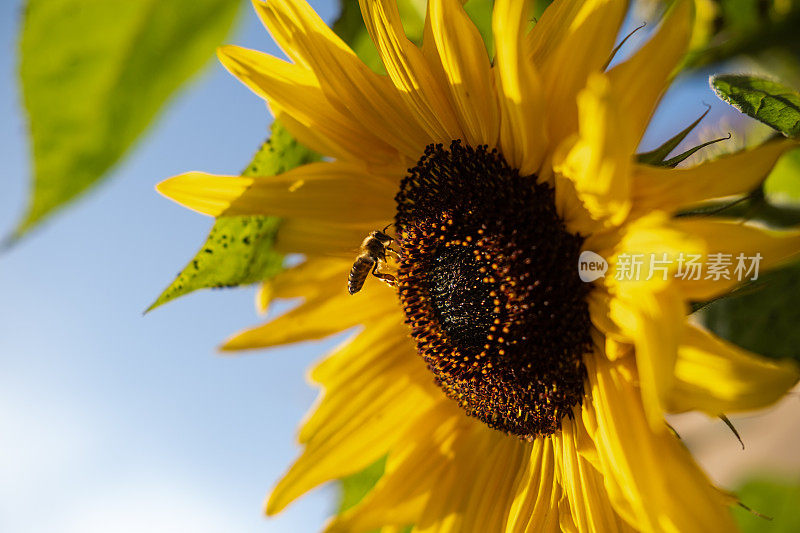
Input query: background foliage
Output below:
<box><xmin>15</xmin><ymin>0</ymin><xmax>241</xmax><ymax>238</ymax></box>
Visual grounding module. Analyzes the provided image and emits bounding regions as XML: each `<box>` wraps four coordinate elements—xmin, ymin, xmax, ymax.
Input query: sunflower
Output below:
<box><xmin>157</xmin><ymin>0</ymin><xmax>800</xmax><ymax>530</ymax></box>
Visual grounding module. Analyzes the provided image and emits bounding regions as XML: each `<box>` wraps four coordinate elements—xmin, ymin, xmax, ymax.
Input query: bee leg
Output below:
<box><xmin>371</xmin><ymin>262</ymin><xmax>397</xmax><ymax>287</ymax></box>
<box><xmin>385</xmin><ymin>247</ymin><xmax>401</xmax><ymax>261</ymax></box>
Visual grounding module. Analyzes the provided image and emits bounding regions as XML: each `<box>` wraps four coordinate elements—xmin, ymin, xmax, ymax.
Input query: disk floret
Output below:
<box><xmin>396</xmin><ymin>141</ymin><xmax>592</xmax><ymax>439</ymax></box>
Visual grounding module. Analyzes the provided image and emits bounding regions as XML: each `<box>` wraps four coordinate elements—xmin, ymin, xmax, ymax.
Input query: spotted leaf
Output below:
<box><xmin>146</xmin><ymin>122</ymin><xmax>320</xmax><ymax>312</ymax></box>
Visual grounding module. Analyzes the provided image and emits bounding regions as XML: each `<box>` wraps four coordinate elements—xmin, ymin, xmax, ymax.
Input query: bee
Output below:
<box><xmin>348</xmin><ymin>226</ymin><xmax>400</xmax><ymax>295</ymax></box>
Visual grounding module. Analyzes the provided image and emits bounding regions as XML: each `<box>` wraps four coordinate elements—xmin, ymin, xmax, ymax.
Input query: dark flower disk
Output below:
<box><xmin>396</xmin><ymin>141</ymin><xmax>593</xmax><ymax>439</ymax></box>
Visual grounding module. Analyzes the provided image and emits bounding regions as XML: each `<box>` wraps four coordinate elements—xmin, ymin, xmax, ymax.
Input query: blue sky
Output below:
<box><xmin>0</xmin><ymin>1</ymin><xmax>779</xmax><ymax>532</ymax></box>
<box><xmin>0</xmin><ymin>1</ymin><xmax>346</xmax><ymax>531</ymax></box>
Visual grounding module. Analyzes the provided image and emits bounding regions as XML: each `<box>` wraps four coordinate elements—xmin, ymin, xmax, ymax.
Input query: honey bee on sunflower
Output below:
<box><xmin>157</xmin><ymin>0</ymin><xmax>800</xmax><ymax>530</ymax></box>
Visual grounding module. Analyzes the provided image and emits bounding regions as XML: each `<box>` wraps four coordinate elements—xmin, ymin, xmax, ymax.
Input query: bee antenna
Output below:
<box><xmin>382</xmin><ymin>223</ymin><xmax>392</xmax><ymax>233</ymax></box>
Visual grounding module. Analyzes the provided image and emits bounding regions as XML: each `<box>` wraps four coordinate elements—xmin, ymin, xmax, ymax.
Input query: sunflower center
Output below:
<box><xmin>395</xmin><ymin>141</ymin><xmax>592</xmax><ymax>440</ymax></box>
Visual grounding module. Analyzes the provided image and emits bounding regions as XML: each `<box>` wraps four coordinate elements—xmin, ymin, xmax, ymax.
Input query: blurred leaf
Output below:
<box><xmin>333</xmin><ymin>0</ymin><xmax>501</xmax><ymax>69</ymax></box>
<box><xmin>462</xmin><ymin>0</ymin><xmax>554</xmax><ymax>60</ymax></box>
<box><xmin>338</xmin><ymin>457</ymin><xmax>386</xmax><ymax>513</ymax></box>
<box><xmin>15</xmin><ymin>0</ymin><xmax>240</xmax><ymax>238</ymax></box>
<box><xmin>147</xmin><ymin>123</ymin><xmax>320</xmax><ymax>312</ymax></box>
<box><xmin>337</xmin><ymin>458</ymin><xmax>412</xmax><ymax>533</ymax></box>
<box><xmin>684</xmin><ymin>0</ymin><xmax>800</xmax><ymax>69</ymax></box>
<box><xmin>711</xmin><ymin>75</ymin><xmax>800</xmax><ymax>137</ymax></box>
<box><xmin>464</xmin><ymin>0</ymin><xmax>496</xmax><ymax>56</ymax></box>
<box><xmin>764</xmin><ymin>147</ymin><xmax>800</xmax><ymax>201</ymax></box>
<box><xmin>397</xmin><ymin>0</ymin><xmax>427</xmax><ymax>45</ymax></box>
<box><xmin>333</xmin><ymin>0</ymin><xmax>426</xmax><ymax>74</ymax></box>
<box><xmin>332</xmin><ymin>0</ymin><xmax>384</xmax><ymax>73</ymax></box>
<box><xmin>532</xmin><ymin>0</ymin><xmax>554</xmax><ymax>17</ymax></box>
<box><xmin>732</xmin><ymin>478</ymin><xmax>800</xmax><ymax>532</ymax></box>
<box><xmin>703</xmin><ymin>260</ymin><xmax>800</xmax><ymax>363</ymax></box>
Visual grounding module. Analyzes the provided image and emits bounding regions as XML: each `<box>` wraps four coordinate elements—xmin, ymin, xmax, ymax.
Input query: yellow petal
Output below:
<box><xmin>607</xmin><ymin>0</ymin><xmax>693</xmax><ymax>147</ymax></box>
<box><xmin>270</xmin><ymin>103</ymin><xmax>357</xmax><ymax>163</ymax></box>
<box><xmin>558</xmin><ymin>490</ymin><xmax>578</xmax><ymax>533</ymax></box>
<box><xmin>607</xmin><ymin>213</ymin><xmax>706</xmax><ymax>286</ymax></box>
<box><xmin>667</xmin><ymin>323</ymin><xmax>800</xmax><ymax>414</ymax></box>
<box><xmin>580</xmin><ymin>403</ymin><xmax>638</xmax><ymax>527</ymax></box>
<box><xmin>274</xmin><ymin>219</ymin><xmax>378</xmax><ymax>258</ymax></box>
<box><xmin>605</xmin><ymin>337</ymin><xmax>634</xmax><ymax>361</ymax></box>
<box><xmin>156</xmin><ymin>162</ymin><xmax>396</xmax><ymax>223</ymax></box>
<box><xmin>525</xmin><ymin>0</ymin><xmax>584</xmax><ymax>69</ymax></box>
<box><xmin>631</xmin><ymin>140</ymin><xmax>797</xmax><ymax>216</ymax></box>
<box><xmin>329</xmin><ymin>402</ymin><xmax>464</xmax><ymax>531</ymax></box>
<box><xmin>457</xmin><ymin>435</ymin><xmax>529</xmax><ymax>531</ymax></box>
<box><xmin>597</xmin><ymin>214</ymin><xmax>715</xmax><ymax>423</ymax></box>
<box><xmin>421</xmin><ymin>2</ymin><xmax>463</xmax><ymax>135</ymax></box>
<box><xmin>252</xmin><ymin>0</ymin><xmax>434</xmax><ymax>159</ymax></box>
<box><xmin>586</xmin><ymin>354</ymin><xmax>737</xmax><ymax>532</ymax></box>
<box><xmin>267</xmin><ymin>337</ymin><xmax>436</xmax><ymax>515</ymax></box>
<box><xmin>587</xmin><ymin>291</ymin><xmax>626</xmax><ymax>341</ymax></box>
<box><xmin>217</xmin><ymin>45</ymin><xmax>399</xmax><ymax>164</ymax></box>
<box><xmin>255</xmin><ymin>282</ymin><xmax>272</xmax><ymax>315</ymax></box>
<box><xmin>539</xmin><ymin>0</ymin><xmax>628</xmax><ymax>145</ymax></box>
<box><xmin>554</xmin><ymin>172</ymin><xmax>603</xmax><ymax>235</ymax></box>
<box><xmin>428</xmin><ymin>0</ymin><xmax>499</xmax><ymax>146</ymax></box>
<box><xmin>156</xmin><ymin>171</ymin><xmax>250</xmax><ymax>217</ymax></box>
<box><xmin>555</xmin><ymin>73</ymin><xmax>632</xmax><ymax>227</ymax></box>
<box><xmin>302</xmin><ymin>318</ymin><xmax>436</xmax><ymax>444</ymax></box>
<box><xmin>248</xmin><ymin>0</ymin><xmax>308</xmax><ymax>66</ymax></box>
<box><xmin>222</xmin><ymin>282</ymin><xmax>398</xmax><ymax>350</ymax></box>
<box><xmin>331</xmin><ymin>401</ymin><xmax>536</xmax><ymax>532</ymax></box>
<box><xmin>263</xmin><ymin>257</ymin><xmax>352</xmax><ymax>304</ymax></box>
<box><xmin>257</xmin><ymin>258</ymin><xmax>350</xmax><ymax>314</ymax></box>
<box><xmin>308</xmin><ymin>316</ymin><xmax>413</xmax><ymax>388</ymax></box>
<box><xmin>673</xmin><ymin>218</ymin><xmax>800</xmax><ymax>301</ymax></box>
<box><xmin>505</xmin><ymin>439</ymin><xmax>562</xmax><ymax>532</ymax></box>
<box><xmin>554</xmin><ymin>417</ymin><xmax>637</xmax><ymax>532</ymax></box>
<box><xmin>610</xmin><ymin>282</ymin><xmax>686</xmax><ymax>427</ymax></box>
<box><xmin>359</xmin><ymin>0</ymin><xmax>462</xmax><ymax>142</ymax></box>
<box><xmin>493</xmin><ymin>0</ymin><xmax>547</xmax><ymax>174</ymax></box>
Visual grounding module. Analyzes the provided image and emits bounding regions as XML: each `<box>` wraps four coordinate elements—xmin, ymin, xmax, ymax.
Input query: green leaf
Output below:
<box><xmin>711</xmin><ymin>75</ymin><xmax>800</xmax><ymax>138</ymax></box>
<box><xmin>532</xmin><ymin>0</ymin><xmax>554</xmax><ymax>18</ymax></box>
<box><xmin>332</xmin><ymin>0</ymin><xmax>498</xmax><ymax>70</ymax></box>
<box><xmin>660</xmin><ymin>134</ymin><xmax>732</xmax><ymax>168</ymax></box>
<box><xmin>637</xmin><ymin>106</ymin><xmax>711</xmax><ymax>165</ymax></box>
<box><xmin>636</xmin><ymin>106</ymin><xmax>733</xmax><ymax>168</ymax></box>
<box><xmin>332</xmin><ymin>0</ymin><xmax>426</xmax><ymax>74</ymax></box>
<box><xmin>732</xmin><ymin>478</ymin><xmax>800</xmax><ymax>532</ymax></box>
<box><xmin>397</xmin><ymin>0</ymin><xmax>427</xmax><ymax>46</ymax></box>
<box><xmin>337</xmin><ymin>458</ymin><xmax>412</xmax><ymax>533</ymax></box>
<box><xmin>332</xmin><ymin>0</ymin><xmax>384</xmax><ymax>73</ymax></box>
<box><xmin>764</xmin><ymin>147</ymin><xmax>800</xmax><ymax>202</ymax></box>
<box><xmin>703</xmin><ymin>260</ymin><xmax>800</xmax><ymax>363</ymax></box>
<box><xmin>15</xmin><ymin>0</ymin><xmax>240</xmax><ymax>237</ymax></box>
<box><xmin>464</xmin><ymin>0</ymin><xmax>496</xmax><ymax>56</ymax></box>
<box><xmin>146</xmin><ymin>123</ymin><xmax>320</xmax><ymax>312</ymax></box>
<box><xmin>338</xmin><ymin>457</ymin><xmax>386</xmax><ymax>513</ymax></box>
